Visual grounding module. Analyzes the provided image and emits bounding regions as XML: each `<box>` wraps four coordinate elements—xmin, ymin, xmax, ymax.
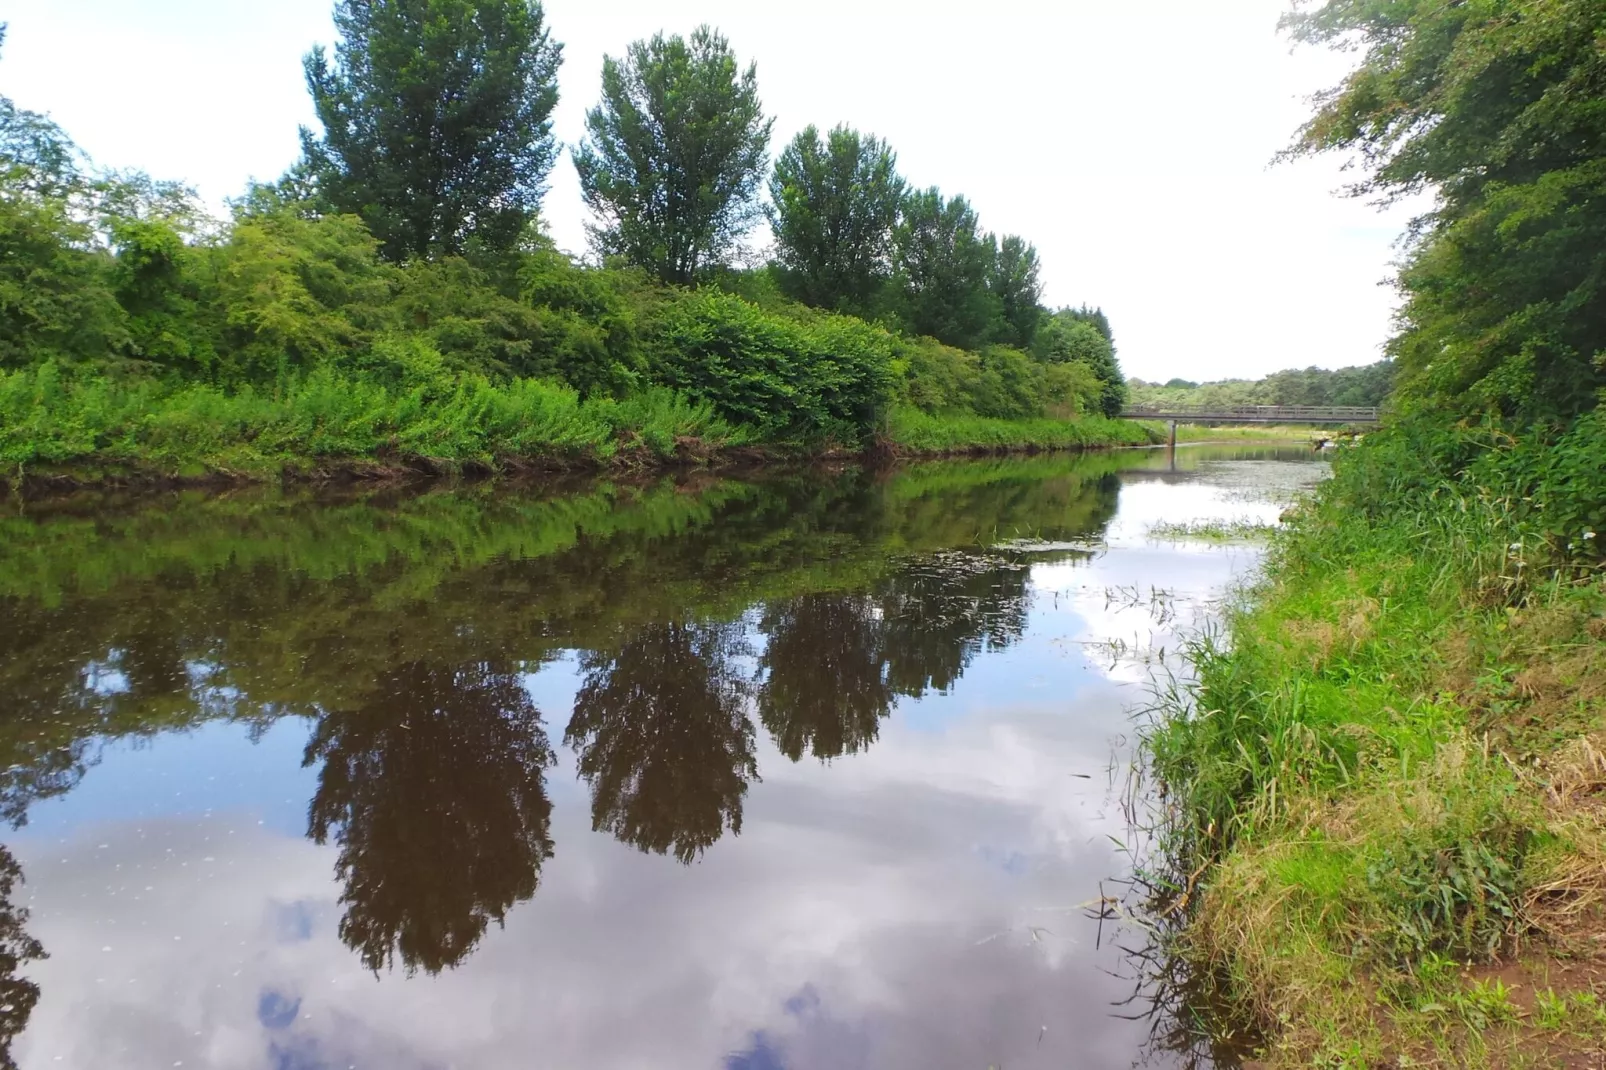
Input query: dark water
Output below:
<box><xmin>0</xmin><ymin>446</ymin><xmax>1325</xmax><ymax>1070</ymax></box>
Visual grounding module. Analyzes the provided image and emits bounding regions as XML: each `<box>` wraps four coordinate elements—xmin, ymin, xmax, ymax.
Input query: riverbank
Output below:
<box><xmin>1173</xmin><ymin>424</ymin><xmax>1325</xmax><ymax>445</ymax></box>
<box><xmin>1</xmin><ymin>370</ymin><xmax>1160</xmax><ymax>496</ymax></box>
<box><xmin>1143</xmin><ymin>422</ymin><xmax>1606</xmax><ymax>1067</ymax></box>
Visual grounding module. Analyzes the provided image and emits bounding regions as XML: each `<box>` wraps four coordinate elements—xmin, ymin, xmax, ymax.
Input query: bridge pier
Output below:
<box><xmin>1167</xmin><ymin>419</ymin><xmax>1177</xmax><ymax>451</ymax></box>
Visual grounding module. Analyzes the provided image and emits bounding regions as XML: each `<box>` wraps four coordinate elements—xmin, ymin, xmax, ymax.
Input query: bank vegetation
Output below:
<box><xmin>1143</xmin><ymin>3</ymin><xmax>1606</xmax><ymax>1066</ymax></box>
<box><xmin>0</xmin><ymin>10</ymin><xmax>1148</xmax><ymax>491</ymax></box>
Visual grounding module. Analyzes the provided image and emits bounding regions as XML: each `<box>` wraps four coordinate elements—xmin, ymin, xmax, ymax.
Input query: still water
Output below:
<box><xmin>0</xmin><ymin>446</ymin><xmax>1325</xmax><ymax>1070</ymax></box>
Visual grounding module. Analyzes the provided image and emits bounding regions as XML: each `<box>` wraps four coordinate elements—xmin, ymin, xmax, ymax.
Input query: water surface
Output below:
<box><xmin>0</xmin><ymin>446</ymin><xmax>1325</xmax><ymax>1070</ymax></box>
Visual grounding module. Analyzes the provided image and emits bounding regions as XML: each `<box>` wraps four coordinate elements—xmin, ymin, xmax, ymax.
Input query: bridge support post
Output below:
<box><xmin>1167</xmin><ymin>419</ymin><xmax>1177</xmax><ymax>451</ymax></box>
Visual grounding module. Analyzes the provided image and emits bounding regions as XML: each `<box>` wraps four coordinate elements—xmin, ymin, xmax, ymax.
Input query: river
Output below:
<box><xmin>0</xmin><ymin>445</ymin><xmax>1326</xmax><ymax>1070</ymax></box>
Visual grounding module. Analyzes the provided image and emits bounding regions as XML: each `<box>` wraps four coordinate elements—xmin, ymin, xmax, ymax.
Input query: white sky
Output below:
<box><xmin>0</xmin><ymin>0</ymin><xmax>1416</xmax><ymax>383</ymax></box>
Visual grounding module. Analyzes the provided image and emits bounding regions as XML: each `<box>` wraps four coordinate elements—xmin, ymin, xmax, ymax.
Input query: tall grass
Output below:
<box><xmin>1139</xmin><ymin>419</ymin><xmax>1606</xmax><ymax>1064</ymax></box>
<box><xmin>886</xmin><ymin>405</ymin><xmax>1159</xmax><ymax>452</ymax></box>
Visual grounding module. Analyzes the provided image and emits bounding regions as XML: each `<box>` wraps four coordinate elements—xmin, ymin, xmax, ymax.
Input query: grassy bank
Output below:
<box><xmin>1143</xmin><ymin>420</ymin><xmax>1606</xmax><ymax>1067</ymax></box>
<box><xmin>0</xmin><ymin>365</ymin><xmax>1157</xmax><ymax>492</ymax></box>
<box><xmin>1173</xmin><ymin>424</ymin><xmax>1329</xmax><ymax>445</ymax></box>
<box><xmin>886</xmin><ymin>405</ymin><xmax>1157</xmax><ymax>454</ymax></box>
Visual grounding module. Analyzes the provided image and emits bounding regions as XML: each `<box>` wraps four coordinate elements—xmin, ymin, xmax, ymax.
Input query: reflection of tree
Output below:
<box><xmin>566</xmin><ymin>622</ymin><xmax>757</xmax><ymax>863</ymax></box>
<box><xmin>304</xmin><ymin>660</ymin><xmax>555</xmax><ymax>975</ymax></box>
<box><xmin>0</xmin><ymin>846</ymin><xmax>43</xmax><ymax>1070</ymax></box>
<box><xmin>755</xmin><ymin>555</ymin><xmax>1036</xmax><ymax>764</ymax></box>
<box><xmin>877</xmin><ymin>555</ymin><xmax>1032</xmax><ymax>698</ymax></box>
<box><xmin>758</xmin><ymin>594</ymin><xmax>893</xmax><ymax>761</ymax></box>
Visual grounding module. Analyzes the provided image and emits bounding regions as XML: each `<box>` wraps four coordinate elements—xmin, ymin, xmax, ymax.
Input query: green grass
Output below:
<box><xmin>886</xmin><ymin>405</ymin><xmax>1160</xmax><ymax>453</ymax></box>
<box><xmin>1139</xmin><ymin>427</ymin><xmax>1606</xmax><ymax>1066</ymax></box>
<box><xmin>1173</xmin><ymin>424</ymin><xmax>1326</xmax><ymax>444</ymax></box>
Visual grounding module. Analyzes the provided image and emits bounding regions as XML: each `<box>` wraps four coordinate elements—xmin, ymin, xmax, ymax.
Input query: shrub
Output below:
<box><xmin>648</xmin><ymin>290</ymin><xmax>894</xmax><ymax>443</ymax></box>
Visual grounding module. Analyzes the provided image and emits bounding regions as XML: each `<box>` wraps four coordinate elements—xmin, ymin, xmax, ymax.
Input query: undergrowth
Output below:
<box><xmin>886</xmin><ymin>405</ymin><xmax>1158</xmax><ymax>453</ymax></box>
<box><xmin>0</xmin><ymin>366</ymin><xmax>1156</xmax><ymax>486</ymax></box>
<box><xmin>1139</xmin><ymin>417</ymin><xmax>1606</xmax><ymax>1067</ymax></box>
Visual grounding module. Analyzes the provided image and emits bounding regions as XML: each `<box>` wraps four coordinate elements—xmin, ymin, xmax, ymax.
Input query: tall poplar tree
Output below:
<box><xmin>300</xmin><ymin>0</ymin><xmax>563</xmax><ymax>262</ymax></box>
<box><xmin>573</xmin><ymin>27</ymin><xmax>772</xmax><ymax>285</ymax></box>
<box><xmin>767</xmin><ymin>124</ymin><xmax>904</xmax><ymax>313</ymax></box>
<box><xmin>892</xmin><ymin>188</ymin><xmax>999</xmax><ymax>350</ymax></box>
<box><xmin>987</xmin><ymin>234</ymin><xmax>1043</xmax><ymax>349</ymax></box>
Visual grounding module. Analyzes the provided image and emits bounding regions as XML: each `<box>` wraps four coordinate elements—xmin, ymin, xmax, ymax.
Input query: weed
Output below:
<box><xmin>1147</xmin><ymin>518</ymin><xmax>1278</xmax><ymax>542</ymax></box>
<box><xmin>1133</xmin><ymin>419</ymin><xmax>1606</xmax><ymax>1065</ymax></box>
<box><xmin>1535</xmin><ymin>986</ymin><xmax>1568</xmax><ymax>1029</ymax></box>
<box><xmin>1448</xmin><ymin>977</ymin><xmax>1520</xmax><ymax>1030</ymax></box>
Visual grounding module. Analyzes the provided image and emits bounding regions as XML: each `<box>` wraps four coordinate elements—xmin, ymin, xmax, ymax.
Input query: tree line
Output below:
<box><xmin>0</xmin><ymin>1</ymin><xmax>1130</xmax><ymax>470</ymax></box>
<box><xmin>1128</xmin><ymin>361</ymin><xmax>1394</xmax><ymax>411</ymax></box>
<box><xmin>1281</xmin><ymin>0</ymin><xmax>1605</xmax><ymax>546</ymax></box>
<box><xmin>301</xmin><ymin>14</ymin><xmax>1114</xmax><ymax>373</ymax></box>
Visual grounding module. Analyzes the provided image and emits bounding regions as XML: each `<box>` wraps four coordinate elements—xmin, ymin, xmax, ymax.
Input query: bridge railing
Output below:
<box><xmin>1119</xmin><ymin>404</ymin><xmax>1380</xmax><ymax>422</ymax></box>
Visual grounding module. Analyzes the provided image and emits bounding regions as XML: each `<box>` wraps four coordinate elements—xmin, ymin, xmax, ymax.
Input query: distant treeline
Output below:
<box><xmin>1128</xmin><ymin>361</ymin><xmax>1394</xmax><ymax>410</ymax></box>
<box><xmin>0</xmin><ymin>6</ymin><xmax>1139</xmax><ymax>479</ymax></box>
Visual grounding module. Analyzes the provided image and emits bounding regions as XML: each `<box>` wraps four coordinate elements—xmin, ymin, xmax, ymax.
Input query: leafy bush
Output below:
<box><xmin>970</xmin><ymin>346</ymin><xmax>1039</xmax><ymax>419</ymax></box>
<box><xmin>648</xmin><ymin>290</ymin><xmax>894</xmax><ymax>442</ymax></box>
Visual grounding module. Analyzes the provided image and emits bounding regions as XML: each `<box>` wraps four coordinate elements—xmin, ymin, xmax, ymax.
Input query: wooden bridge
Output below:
<box><xmin>1119</xmin><ymin>404</ymin><xmax>1381</xmax><ymax>425</ymax></box>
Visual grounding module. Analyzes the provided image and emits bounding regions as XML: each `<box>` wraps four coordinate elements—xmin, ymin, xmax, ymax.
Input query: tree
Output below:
<box><xmin>987</xmin><ymin>234</ymin><xmax>1043</xmax><ymax>349</ymax></box>
<box><xmin>574</xmin><ymin>27</ymin><xmax>772</xmax><ymax>285</ymax></box>
<box><xmin>300</xmin><ymin>0</ymin><xmax>563</xmax><ymax>262</ymax></box>
<box><xmin>892</xmin><ymin>187</ymin><xmax>1000</xmax><ymax>349</ymax></box>
<box><xmin>0</xmin><ymin>26</ymin><xmax>82</xmax><ymax>202</ymax></box>
<box><xmin>767</xmin><ymin>124</ymin><xmax>904</xmax><ymax>312</ymax></box>
<box><xmin>1034</xmin><ymin>307</ymin><xmax>1126</xmax><ymax>417</ymax></box>
<box><xmin>1284</xmin><ymin>0</ymin><xmax>1606</xmax><ymax>422</ymax></box>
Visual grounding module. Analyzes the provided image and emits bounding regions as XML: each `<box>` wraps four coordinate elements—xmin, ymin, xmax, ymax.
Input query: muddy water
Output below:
<box><xmin>0</xmin><ymin>446</ymin><xmax>1325</xmax><ymax>1070</ymax></box>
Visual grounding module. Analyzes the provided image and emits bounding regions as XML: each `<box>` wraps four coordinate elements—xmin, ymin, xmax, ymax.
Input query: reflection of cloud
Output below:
<box><xmin>4</xmin><ymin>460</ymin><xmax>1314</xmax><ymax>1070</ymax></box>
<box><xmin>1029</xmin><ymin>474</ymin><xmax>1298</xmax><ymax>685</ymax></box>
<box><xmin>13</xmin><ymin>676</ymin><xmax>1155</xmax><ymax>1070</ymax></box>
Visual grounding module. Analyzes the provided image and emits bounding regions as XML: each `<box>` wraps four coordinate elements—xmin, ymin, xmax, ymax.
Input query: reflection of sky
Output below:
<box><xmin>8</xmin><ymin>453</ymin><xmax>1327</xmax><ymax>1070</ymax></box>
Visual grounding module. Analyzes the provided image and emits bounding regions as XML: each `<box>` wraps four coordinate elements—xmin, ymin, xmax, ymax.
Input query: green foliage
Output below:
<box><xmin>1286</xmin><ymin>0</ymin><xmax>1606</xmax><ymax>423</ymax></box>
<box><xmin>212</xmin><ymin>208</ymin><xmax>394</xmax><ymax>381</ymax></box>
<box><xmin>895</xmin><ymin>335</ymin><xmax>1107</xmax><ymax>421</ymax></box>
<box><xmin>886</xmin><ymin>405</ymin><xmax>1155</xmax><ymax>452</ymax></box>
<box><xmin>892</xmin><ymin>187</ymin><xmax>1000</xmax><ymax>350</ymax></box>
<box><xmin>517</xmin><ymin>244</ymin><xmax>652</xmax><ymax>397</ymax></box>
<box><xmin>301</xmin><ymin>0</ymin><xmax>563</xmax><ymax>260</ymax></box>
<box><xmin>1140</xmin><ymin>413</ymin><xmax>1606</xmax><ymax>1060</ymax></box>
<box><xmin>1129</xmin><ymin>362</ymin><xmax>1395</xmax><ymax>410</ymax></box>
<box><xmin>1034</xmin><ymin>308</ymin><xmax>1126</xmax><ymax>417</ymax></box>
<box><xmin>0</xmin><ymin>189</ymin><xmax>126</xmax><ymax>369</ymax></box>
<box><xmin>767</xmin><ymin>124</ymin><xmax>904</xmax><ymax>313</ymax></box>
<box><xmin>0</xmin><ymin>23</ymin><xmax>1133</xmax><ymax>475</ymax></box>
<box><xmin>969</xmin><ymin>346</ymin><xmax>1039</xmax><ymax>420</ymax></box>
<box><xmin>648</xmin><ymin>290</ymin><xmax>894</xmax><ymax>442</ymax></box>
<box><xmin>574</xmin><ymin>26</ymin><xmax>772</xmax><ymax>285</ymax></box>
<box><xmin>0</xmin><ymin>359</ymin><xmax>753</xmax><ymax>471</ymax></box>
<box><xmin>986</xmin><ymin>234</ymin><xmax>1042</xmax><ymax>349</ymax></box>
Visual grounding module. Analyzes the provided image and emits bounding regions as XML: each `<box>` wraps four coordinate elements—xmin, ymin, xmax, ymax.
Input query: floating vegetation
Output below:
<box><xmin>1146</xmin><ymin>518</ymin><xmax>1277</xmax><ymax>543</ymax></box>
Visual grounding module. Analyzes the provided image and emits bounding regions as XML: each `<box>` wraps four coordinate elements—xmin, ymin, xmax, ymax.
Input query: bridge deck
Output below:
<box><xmin>1119</xmin><ymin>404</ymin><xmax>1380</xmax><ymax>425</ymax></box>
